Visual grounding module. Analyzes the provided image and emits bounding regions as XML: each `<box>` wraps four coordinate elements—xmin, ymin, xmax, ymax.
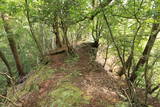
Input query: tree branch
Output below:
<box><xmin>75</xmin><ymin>0</ymin><xmax>113</xmax><ymax>23</ymax></box>
<box><xmin>149</xmin><ymin>84</ymin><xmax>160</xmax><ymax>94</ymax></box>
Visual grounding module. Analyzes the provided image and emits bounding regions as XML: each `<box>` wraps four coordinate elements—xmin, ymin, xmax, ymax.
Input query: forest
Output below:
<box><xmin>0</xmin><ymin>0</ymin><xmax>160</xmax><ymax>107</ymax></box>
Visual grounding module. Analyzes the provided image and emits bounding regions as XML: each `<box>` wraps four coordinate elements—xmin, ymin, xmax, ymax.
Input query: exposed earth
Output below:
<box><xmin>5</xmin><ymin>43</ymin><xmax>160</xmax><ymax>107</ymax></box>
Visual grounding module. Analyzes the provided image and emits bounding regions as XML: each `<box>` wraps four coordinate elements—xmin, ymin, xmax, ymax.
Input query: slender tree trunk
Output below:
<box><xmin>91</xmin><ymin>20</ymin><xmax>99</xmax><ymax>48</ymax></box>
<box><xmin>0</xmin><ymin>50</ymin><xmax>12</xmax><ymax>85</ymax></box>
<box><xmin>103</xmin><ymin>45</ymin><xmax>109</xmax><ymax>67</ymax></box>
<box><xmin>63</xmin><ymin>27</ymin><xmax>72</xmax><ymax>53</ymax></box>
<box><xmin>0</xmin><ymin>50</ymin><xmax>12</xmax><ymax>76</ymax></box>
<box><xmin>1</xmin><ymin>14</ymin><xmax>25</xmax><ymax>77</ymax></box>
<box><xmin>149</xmin><ymin>84</ymin><xmax>160</xmax><ymax>94</ymax></box>
<box><xmin>61</xmin><ymin>21</ymin><xmax>74</xmax><ymax>54</ymax></box>
<box><xmin>25</xmin><ymin>0</ymin><xmax>43</xmax><ymax>58</ymax></box>
<box><xmin>52</xmin><ymin>16</ymin><xmax>62</xmax><ymax>48</ymax></box>
<box><xmin>55</xmin><ymin>31</ymin><xmax>62</xmax><ymax>48</ymax></box>
<box><xmin>130</xmin><ymin>24</ymin><xmax>160</xmax><ymax>82</ymax></box>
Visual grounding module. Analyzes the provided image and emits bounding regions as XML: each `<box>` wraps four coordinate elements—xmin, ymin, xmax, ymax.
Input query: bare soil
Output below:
<box><xmin>18</xmin><ymin>43</ymin><xmax>160</xmax><ymax>107</ymax></box>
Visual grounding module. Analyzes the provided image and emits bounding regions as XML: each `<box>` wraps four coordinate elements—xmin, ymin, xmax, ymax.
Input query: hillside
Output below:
<box><xmin>4</xmin><ymin>44</ymin><xmax>123</xmax><ymax>107</ymax></box>
<box><xmin>3</xmin><ymin>43</ymin><xmax>159</xmax><ymax>107</ymax></box>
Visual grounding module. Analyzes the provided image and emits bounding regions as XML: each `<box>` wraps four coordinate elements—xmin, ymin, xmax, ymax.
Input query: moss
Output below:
<box><xmin>7</xmin><ymin>65</ymin><xmax>55</xmax><ymax>103</ymax></box>
<box><xmin>39</xmin><ymin>82</ymin><xmax>90</xmax><ymax>107</ymax></box>
<box><xmin>7</xmin><ymin>65</ymin><xmax>89</xmax><ymax>107</ymax></box>
<box><xmin>29</xmin><ymin>84</ymin><xmax>39</xmax><ymax>92</ymax></box>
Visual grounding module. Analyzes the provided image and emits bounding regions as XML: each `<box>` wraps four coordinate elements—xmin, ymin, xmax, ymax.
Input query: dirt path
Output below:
<box><xmin>47</xmin><ymin>44</ymin><xmax>126</xmax><ymax>106</ymax></box>
<box><xmin>14</xmin><ymin>43</ymin><xmax>160</xmax><ymax>107</ymax></box>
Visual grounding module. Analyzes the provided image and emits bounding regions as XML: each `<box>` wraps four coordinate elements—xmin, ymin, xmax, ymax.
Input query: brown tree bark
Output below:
<box><xmin>52</xmin><ymin>16</ymin><xmax>62</xmax><ymax>48</ymax></box>
<box><xmin>0</xmin><ymin>49</ymin><xmax>12</xmax><ymax>85</ymax></box>
<box><xmin>61</xmin><ymin>21</ymin><xmax>74</xmax><ymax>55</ymax></box>
<box><xmin>0</xmin><ymin>50</ymin><xmax>12</xmax><ymax>76</ymax></box>
<box><xmin>130</xmin><ymin>23</ymin><xmax>160</xmax><ymax>82</ymax></box>
<box><xmin>1</xmin><ymin>14</ymin><xmax>25</xmax><ymax>77</ymax></box>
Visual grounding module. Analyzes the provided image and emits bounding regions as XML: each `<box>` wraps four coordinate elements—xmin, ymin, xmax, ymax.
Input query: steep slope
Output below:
<box><xmin>4</xmin><ymin>43</ymin><xmax>148</xmax><ymax>107</ymax></box>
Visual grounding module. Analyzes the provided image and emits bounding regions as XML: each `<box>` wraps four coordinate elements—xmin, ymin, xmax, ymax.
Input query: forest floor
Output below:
<box><xmin>6</xmin><ymin>43</ymin><xmax>160</xmax><ymax>107</ymax></box>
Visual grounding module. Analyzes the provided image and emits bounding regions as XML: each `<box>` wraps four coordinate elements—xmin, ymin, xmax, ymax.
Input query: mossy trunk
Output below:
<box><xmin>1</xmin><ymin>14</ymin><xmax>25</xmax><ymax>77</ymax></box>
<box><xmin>52</xmin><ymin>16</ymin><xmax>62</xmax><ymax>48</ymax></box>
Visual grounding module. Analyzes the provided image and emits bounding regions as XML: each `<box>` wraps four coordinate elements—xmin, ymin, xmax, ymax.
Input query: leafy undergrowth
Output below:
<box><xmin>4</xmin><ymin>44</ymin><xmax>158</xmax><ymax>107</ymax></box>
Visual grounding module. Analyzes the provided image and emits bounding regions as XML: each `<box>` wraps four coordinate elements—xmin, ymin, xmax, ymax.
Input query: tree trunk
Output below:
<box><xmin>1</xmin><ymin>14</ymin><xmax>25</xmax><ymax>77</ymax></box>
<box><xmin>130</xmin><ymin>23</ymin><xmax>160</xmax><ymax>82</ymax></box>
<box><xmin>63</xmin><ymin>27</ymin><xmax>73</xmax><ymax>54</ymax></box>
<box><xmin>61</xmin><ymin>21</ymin><xmax>74</xmax><ymax>55</ymax></box>
<box><xmin>55</xmin><ymin>31</ymin><xmax>62</xmax><ymax>48</ymax></box>
<box><xmin>149</xmin><ymin>84</ymin><xmax>160</xmax><ymax>94</ymax></box>
<box><xmin>0</xmin><ymin>50</ymin><xmax>12</xmax><ymax>76</ymax></box>
<box><xmin>52</xmin><ymin>16</ymin><xmax>62</xmax><ymax>48</ymax></box>
<box><xmin>25</xmin><ymin>0</ymin><xmax>43</xmax><ymax>58</ymax></box>
<box><xmin>0</xmin><ymin>49</ymin><xmax>12</xmax><ymax>85</ymax></box>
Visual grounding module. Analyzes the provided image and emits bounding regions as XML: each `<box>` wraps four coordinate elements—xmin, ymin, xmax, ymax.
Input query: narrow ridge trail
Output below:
<box><xmin>7</xmin><ymin>43</ymin><xmax>160</xmax><ymax>107</ymax></box>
